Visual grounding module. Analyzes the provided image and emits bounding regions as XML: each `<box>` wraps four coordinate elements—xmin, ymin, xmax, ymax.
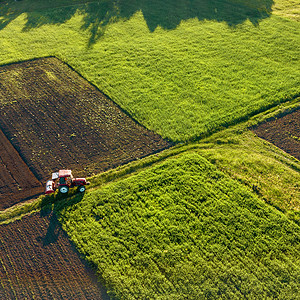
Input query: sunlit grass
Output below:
<box><xmin>273</xmin><ymin>0</ymin><xmax>300</xmax><ymax>21</ymax></box>
<box><xmin>58</xmin><ymin>152</ymin><xmax>300</xmax><ymax>299</ymax></box>
<box><xmin>0</xmin><ymin>1</ymin><xmax>299</xmax><ymax>141</ymax></box>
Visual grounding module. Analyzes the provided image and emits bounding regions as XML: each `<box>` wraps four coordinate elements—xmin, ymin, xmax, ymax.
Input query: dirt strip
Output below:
<box><xmin>0</xmin><ymin>128</ymin><xmax>43</xmax><ymax>210</ymax></box>
<box><xmin>252</xmin><ymin>109</ymin><xmax>300</xmax><ymax>161</ymax></box>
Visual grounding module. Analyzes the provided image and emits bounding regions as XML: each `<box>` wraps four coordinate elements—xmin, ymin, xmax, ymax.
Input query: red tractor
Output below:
<box><xmin>45</xmin><ymin>170</ymin><xmax>90</xmax><ymax>195</ymax></box>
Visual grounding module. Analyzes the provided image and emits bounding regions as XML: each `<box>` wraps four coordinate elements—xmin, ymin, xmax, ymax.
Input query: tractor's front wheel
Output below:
<box><xmin>59</xmin><ymin>186</ymin><xmax>69</xmax><ymax>194</ymax></box>
<box><xmin>77</xmin><ymin>185</ymin><xmax>86</xmax><ymax>193</ymax></box>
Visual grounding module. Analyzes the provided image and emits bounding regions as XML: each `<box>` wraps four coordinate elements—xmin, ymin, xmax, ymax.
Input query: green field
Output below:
<box><xmin>1</xmin><ymin>0</ymin><xmax>299</xmax><ymax>141</ymax></box>
<box><xmin>56</xmin><ymin>152</ymin><xmax>300</xmax><ymax>299</ymax></box>
<box><xmin>1</xmin><ymin>0</ymin><xmax>300</xmax><ymax>299</ymax></box>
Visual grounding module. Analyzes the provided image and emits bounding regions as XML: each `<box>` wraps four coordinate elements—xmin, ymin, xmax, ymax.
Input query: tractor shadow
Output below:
<box><xmin>1</xmin><ymin>0</ymin><xmax>274</xmax><ymax>46</ymax></box>
<box><xmin>39</xmin><ymin>191</ymin><xmax>84</xmax><ymax>246</ymax></box>
<box><xmin>40</xmin><ymin>212</ymin><xmax>61</xmax><ymax>246</ymax></box>
<box><xmin>38</xmin><ymin>191</ymin><xmax>110</xmax><ymax>300</ymax></box>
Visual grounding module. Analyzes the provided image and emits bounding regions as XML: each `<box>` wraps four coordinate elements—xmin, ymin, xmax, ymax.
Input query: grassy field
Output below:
<box><xmin>273</xmin><ymin>0</ymin><xmax>300</xmax><ymax>21</ymax></box>
<box><xmin>196</xmin><ymin>114</ymin><xmax>300</xmax><ymax>213</ymax></box>
<box><xmin>55</xmin><ymin>152</ymin><xmax>300</xmax><ymax>299</ymax></box>
<box><xmin>0</xmin><ymin>0</ymin><xmax>299</xmax><ymax>141</ymax></box>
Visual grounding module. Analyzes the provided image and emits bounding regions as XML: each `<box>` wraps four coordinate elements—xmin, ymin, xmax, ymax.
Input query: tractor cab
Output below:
<box><xmin>56</xmin><ymin>170</ymin><xmax>73</xmax><ymax>186</ymax></box>
<box><xmin>56</xmin><ymin>170</ymin><xmax>73</xmax><ymax>193</ymax></box>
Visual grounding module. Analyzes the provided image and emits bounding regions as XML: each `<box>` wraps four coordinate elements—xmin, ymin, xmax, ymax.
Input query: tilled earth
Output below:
<box><xmin>0</xmin><ymin>212</ymin><xmax>109</xmax><ymax>299</ymax></box>
<box><xmin>0</xmin><ymin>57</ymin><xmax>171</xmax><ymax>207</ymax></box>
<box><xmin>252</xmin><ymin>109</ymin><xmax>300</xmax><ymax>161</ymax></box>
<box><xmin>0</xmin><ymin>128</ymin><xmax>43</xmax><ymax>209</ymax></box>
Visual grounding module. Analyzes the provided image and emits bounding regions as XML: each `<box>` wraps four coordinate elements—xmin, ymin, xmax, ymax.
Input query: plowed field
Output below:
<box><xmin>0</xmin><ymin>128</ymin><xmax>43</xmax><ymax>210</ymax></box>
<box><xmin>0</xmin><ymin>212</ymin><xmax>108</xmax><ymax>299</ymax></box>
<box><xmin>0</xmin><ymin>57</ymin><xmax>170</xmax><ymax>207</ymax></box>
<box><xmin>252</xmin><ymin>109</ymin><xmax>300</xmax><ymax>160</ymax></box>
<box><xmin>0</xmin><ymin>57</ymin><xmax>170</xmax><ymax>183</ymax></box>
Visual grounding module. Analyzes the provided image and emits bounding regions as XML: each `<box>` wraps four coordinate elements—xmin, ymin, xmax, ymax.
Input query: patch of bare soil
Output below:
<box><xmin>0</xmin><ymin>57</ymin><xmax>171</xmax><ymax>207</ymax></box>
<box><xmin>0</xmin><ymin>128</ymin><xmax>43</xmax><ymax>209</ymax></box>
<box><xmin>0</xmin><ymin>212</ymin><xmax>109</xmax><ymax>299</ymax></box>
<box><xmin>252</xmin><ymin>109</ymin><xmax>300</xmax><ymax>160</ymax></box>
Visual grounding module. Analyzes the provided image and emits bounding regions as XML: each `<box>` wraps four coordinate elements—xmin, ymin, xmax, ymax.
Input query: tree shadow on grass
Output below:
<box><xmin>0</xmin><ymin>0</ymin><xmax>274</xmax><ymax>46</ymax></box>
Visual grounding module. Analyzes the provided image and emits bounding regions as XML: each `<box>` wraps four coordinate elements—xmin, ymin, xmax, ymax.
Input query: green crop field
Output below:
<box><xmin>1</xmin><ymin>0</ymin><xmax>299</xmax><ymax>141</ymax></box>
<box><xmin>56</xmin><ymin>152</ymin><xmax>300</xmax><ymax>299</ymax></box>
<box><xmin>1</xmin><ymin>0</ymin><xmax>300</xmax><ymax>299</ymax></box>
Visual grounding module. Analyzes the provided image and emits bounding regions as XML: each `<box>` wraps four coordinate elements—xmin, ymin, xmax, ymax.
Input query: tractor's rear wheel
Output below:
<box><xmin>59</xmin><ymin>186</ymin><xmax>69</xmax><ymax>194</ymax></box>
<box><xmin>78</xmin><ymin>185</ymin><xmax>86</xmax><ymax>193</ymax></box>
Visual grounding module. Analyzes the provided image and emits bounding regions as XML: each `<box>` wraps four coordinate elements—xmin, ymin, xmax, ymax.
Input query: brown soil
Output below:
<box><xmin>0</xmin><ymin>57</ymin><xmax>171</xmax><ymax>206</ymax></box>
<box><xmin>252</xmin><ymin>109</ymin><xmax>300</xmax><ymax>160</ymax></box>
<box><xmin>0</xmin><ymin>128</ymin><xmax>43</xmax><ymax>210</ymax></box>
<box><xmin>0</xmin><ymin>212</ymin><xmax>109</xmax><ymax>299</ymax></box>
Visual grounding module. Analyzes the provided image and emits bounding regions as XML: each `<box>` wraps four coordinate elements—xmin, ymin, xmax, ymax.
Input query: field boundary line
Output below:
<box><xmin>0</xmin><ymin>143</ymin><xmax>195</xmax><ymax>225</ymax></box>
<box><xmin>1</xmin><ymin>99</ymin><xmax>300</xmax><ymax>225</ymax></box>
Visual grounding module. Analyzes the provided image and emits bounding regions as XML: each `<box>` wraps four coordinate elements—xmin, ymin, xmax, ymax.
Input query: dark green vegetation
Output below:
<box><xmin>0</xmin><ymin>0</ymin><xmax>275</xmax><ymax>33</ymax></box>
<box><xmin>57</xmin><ymin>153</ymin><xmax>300</xmax><ymax>299</ymax></box>
<box><xmin>1</xmin><ymin>0</ymin><xmax>299</xmax><ymax>141</ymax></box>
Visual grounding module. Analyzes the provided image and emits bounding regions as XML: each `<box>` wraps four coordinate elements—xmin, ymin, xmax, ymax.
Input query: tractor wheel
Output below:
<box><xmin>78</xmin><ymin>185</ymin><xmax>86</xmax><ymax>193</ymax></box>
<box><xmin>59</xmin><ymin>186</ymin><xmax>69</xmax><ymax>194</ymax></box>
